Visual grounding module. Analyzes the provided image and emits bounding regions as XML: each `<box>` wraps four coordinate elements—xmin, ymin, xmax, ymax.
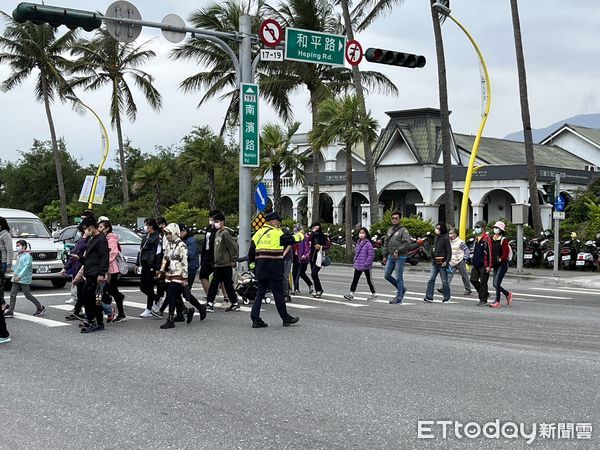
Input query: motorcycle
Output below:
<box><xmin>560</xmin><ymin>239</ymin><xmax>580</xmax><ymax>270</ymax></box>
<box><xmin>405</xmin><ymin>237</ymin><xmax>429</xmax><ymax>266</ymax></box>
<box><xmin>523</xmin><ymin>236</ymin><xmax>543</xmax><ymax>268</ymax></box>
<box><xmin>575</xmin><ymin>240</ymin><xmax>598</xmax><ymax>271</ymax></box>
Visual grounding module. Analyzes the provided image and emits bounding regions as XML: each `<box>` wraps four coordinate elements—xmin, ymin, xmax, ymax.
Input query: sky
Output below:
<box><xmin>0</xmin><ymin>0</ymin><xmax>599</xmax><ymax>168</ymax></box>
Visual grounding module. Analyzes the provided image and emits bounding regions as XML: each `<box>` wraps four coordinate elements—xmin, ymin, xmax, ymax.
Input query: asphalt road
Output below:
<box><xmin>1</xmin><ymin>265</ymin><xmax>599</xmax><ymax>449</ymax></box>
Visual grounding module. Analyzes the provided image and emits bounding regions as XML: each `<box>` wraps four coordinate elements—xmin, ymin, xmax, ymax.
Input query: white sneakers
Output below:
<box><xmin>367</xmin><ymin>293</ymin><xmax>378</xmax><ymax>301</ymax></box>
<box><xmin>152</xmin><ymin>297</ymin><xmax>164</xmax><ymax>312</ymax></box>
<box><xmin>343</xmin><ymin>292</ymin><xmax>354</xmax><ymax>301</ymax></box>
<box><xmin>140</xmin><ymin>309</ymin><xmax>154</xmax><ymax>318</ymax></box>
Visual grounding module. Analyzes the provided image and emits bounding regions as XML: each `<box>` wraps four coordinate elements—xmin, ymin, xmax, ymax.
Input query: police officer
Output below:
<box><xmin>249</xmin><ymin>212</ymin><xmax>304</xmax><ymax>328</ymax></box>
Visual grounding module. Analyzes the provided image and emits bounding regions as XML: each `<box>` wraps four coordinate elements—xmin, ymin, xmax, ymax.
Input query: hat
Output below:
<box><xmin>474</xmin><ymin>220</ymin><xmax>487</xmax><ymax>228</ymax></box>
<box><xmin>163</xmin><ymin>223</ymin><xmax>180</xmax><ymax>237</ymax></box>
<box><xmin>265</xmin><ymin>212</ymin><xmax>282</xmax><ymax>222</ymax></box>
<box><xmin>98</xmin><ymin>216</ymin><xmax>109</xmax><ymax>222</ymax></box>
<box><xmin>492</xmin><ymin>221</ymin><xmax>506</xmax><ymax>232</ymax></box>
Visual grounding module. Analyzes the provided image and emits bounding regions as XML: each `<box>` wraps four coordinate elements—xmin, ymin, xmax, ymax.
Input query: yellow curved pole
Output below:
<box><xmin>75</xmin><ymin>99</ymin><xmax>110</xmax><ymax>210</ymax></box>
<box><xmin>446</xmin><ymin>14</ymin><xmax>492</xmax><ymax>241</ymax></box>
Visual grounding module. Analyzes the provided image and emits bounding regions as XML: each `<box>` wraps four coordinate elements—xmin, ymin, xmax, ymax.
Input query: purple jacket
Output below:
<box><xmin>65</xmin><ymin>237</ymin><xmax>88</xmax><ymax>276</ymax></box>
<box><xmin>296</xmin><ymin>236</ymin><xmax>311</xmax><ymax>263</ymax></box>
<box><xmin>353</xmin><ymin>239</ymin><xmax>375</xmax><ymax>271</ymax></box>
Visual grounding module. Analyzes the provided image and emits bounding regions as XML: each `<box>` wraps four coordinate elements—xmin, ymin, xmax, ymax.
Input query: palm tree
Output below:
<box><xmin>70</xmin><ymin>28</ymin><xmax>162</xmax><ymax>207</ymax></box>
<box><xmin>133</xmin><ymin>159</ymin><xmax>170</xmax><ymax>217</ymax></box>
<box><xmin>0</xmin><ymin>14</ymin><xmax>76</xmax><ymax>225</ymax></box>
<box><xmin>180</xmin><ymin>126</ymin><xmax>232</xmax><ymax>211</ymax></box>
<box><xmin>510</xmin><ymin>0</ymin><xmax>542</xmax><ymax>234</ymax></box>
<box><xmin>430</xmin><ymin>0</ymin><xmax>454</xmax><ymax>225</ymax></box>
<box><xmin>311</xmin><ymin>95</ymin><xmax>378</xmax><ymax>260</ymax></box>
<box><xmin>256</xmin><ymin>121</ymin><xmax>307</xmax><ymax>213</ymax></box>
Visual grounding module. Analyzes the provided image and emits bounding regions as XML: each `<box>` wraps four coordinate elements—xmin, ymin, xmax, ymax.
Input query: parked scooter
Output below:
<box><xmin>524</xmin><ymin>235</ymin><xmax>543</xmax><ymax>267</ymax></box>
<box><xmin>575</xmin><ymin>240</ymin><xmax>598</xmax><ymax>271</ymax></box>
<box><xmin>405</xmin><ymin>237</ymin><xmax>429</xmax><ymax>266</ymax></box>
<box><xmin>560</xmin><ymin>233</ymin><xmax>581</xmax><ymax>270</ymax></box>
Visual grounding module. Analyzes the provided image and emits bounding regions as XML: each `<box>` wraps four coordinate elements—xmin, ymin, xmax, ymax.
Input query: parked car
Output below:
<box><xmin>0</xmin><ymin>208</ymin><xmax>66</xmax><ymax>288</ymax></box>
<box><xmin>56</xmin><ymin>224</ymin><xmax>142</xmax><ymax>278</ymax></box>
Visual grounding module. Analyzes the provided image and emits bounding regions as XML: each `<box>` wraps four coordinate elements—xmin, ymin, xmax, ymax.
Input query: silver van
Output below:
<box><xmin>0</xmin><ymin>208</ymin><xmax>66</xmax><ymax>288</ymax></box>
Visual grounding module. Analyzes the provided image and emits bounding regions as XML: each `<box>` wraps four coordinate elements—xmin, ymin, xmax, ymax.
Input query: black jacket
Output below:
<box><xmin>310</xmin><ymin>231</ymin><xmax>327</xmax><ymax>263</ymax></box>
<box><xmin>82</xmin><ymin>233</ymin><xmax>109</xmax><ymax>277</ymax></box>
<box><xmin>200</xmin><ymin>226</ymin><xmax>217</xmax><ymax>267</ymax></box>
<box><xmin>138</xmin><ymin>231</ymin><xmax>160</xmax><ymax>268</ymax></box>
<box><xmin>433</xmin><ymin>233</ymin><xmax>452</xmax><ymax>264</ymax></box>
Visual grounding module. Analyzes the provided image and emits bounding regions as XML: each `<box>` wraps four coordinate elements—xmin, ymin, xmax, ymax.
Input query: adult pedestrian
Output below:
<box><xmin>382</xmin><ymin>211</ymin><xmax>411</xmax><ymax>304</ymax></box>
<box><xmin>98</xmin><ymin>219</ymin><xmax>126</xmax><ymax>322</ymax></box>
<box><xmin>199</xmin><ymin>210</ymin><xmax>229</xmax><ymax>304</ymax></box>
<box><xmin>180</xmin><ymin>224</ymin><xmax>207</xmax><ymax>320</ymax></box>
<box><xmin>0</xmin><ymin>217</ymin><xmax>13</xmax><ymax>310</ymax></box>
<box><xmin>249</xmin><ymin>212</ymin><xmax>304</xmax><ymax>328</ymax></box>
<box><xmin>424</xmin><ymin>223</ymin><xmax>452</xmax><ymax>303</ymax></box>
<box><xmin>344</xmin><ymin>227</ymin><xmax>377</xmax><ymax>301</ymax></box>
<box><xmin>4</xmin><ymin>240</ymin><xmax>47</xmax><ymax>318</ymax></box>
<box><xmin>155</xmin><ymin>217</ymin><xmax>168</xmax><ymax>305</ymax></box>
<box><xmin>489</xmin><ymin>221</ymin><xmax>513</xmax><ymax>308</ymax></box>
<box><xmin>138</xmin><ymin>218</ymin><xmax>161</xmax><ymax>318</ymax></box>
<box><xmin>157</xmin><ymin>223</ymin><xmax>195</xmax><ymax>329</ymax></box>
<box><xmin>293</xmin><ymin>230</ymin><xmax>313</xmax><ymax>295</ymax></box>
<box><xmin>64</xmin><ymin>226</ymin><xmax>89</xmax><ymax>321</ymax></box>
<box><xmin>439</xmin><ymin>227</ymin><xmax>472</xmax><ymax>295</ymax></box>
<box><xmin>470</xmin><ymin>220</ymin><xmax>492</xmax><ymax>306</ymax></box>
<box><xmin>79</xmin><ymin>217</ymin><xmax>109</xmax><ymax>333</ymax></box>
<box><xmin>205</xmin><ymin>213</ymin><xmax>240</xmax><ymax>312</ymax></box>
<box><xmin>283</xmin><ymin>240</ymin><xmax>294</xmax><ymax>302</ymax></box>
<box><xmin>309</xmin><ymin>222</ymin><xmax>327</xmax><ymax>298</ymax></box>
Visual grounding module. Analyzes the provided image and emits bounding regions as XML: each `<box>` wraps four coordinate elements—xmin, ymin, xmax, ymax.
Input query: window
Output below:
<box><xmin>7</xmin><ymin>218</ymin><xmax>52</xmax><ymax>238</ymax></box>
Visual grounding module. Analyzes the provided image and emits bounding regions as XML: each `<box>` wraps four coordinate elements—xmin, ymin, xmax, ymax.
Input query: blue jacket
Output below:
<box><xmin>13</xmin><ymin>251</ymin><xmax>33</xmax><ymax>285</ymax></box>
<box><xmin>185</xmin><ymin>235</ymin><xmax>200</xmax><ymax>273</ymax></box>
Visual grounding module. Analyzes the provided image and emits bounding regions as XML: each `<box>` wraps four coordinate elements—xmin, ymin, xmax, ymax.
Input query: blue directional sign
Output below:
<box><xmin>255</xmin><ymin>182</ymin><xmax>268</xmax><ymax>212</ymax></box>
<box><xmin>554</xmin><ymin>195</ymin><xmax>566</xmax><ymax>212</ymax></box>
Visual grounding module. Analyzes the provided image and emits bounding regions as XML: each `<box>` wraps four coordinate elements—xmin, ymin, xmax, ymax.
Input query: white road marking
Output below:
<box><xmin>531</xmin><ymin>287</ymin><xmax>600</xmax><ymax>296</ymax></box>
<box><xmin>293</xmin><ymin>295</ymin><xmax>367</xmax><ymax>307</ymax></box>
<box><xmin>13</xmin><ymin>312</ymin><xmax>69</xmax><ymax>327</ymax></box>
<box><xmin>285</xmin><ymin>303</ymin><xmax>319</xmax><ymax>309</ymax></box>
<box><xmin>49</xmin><ymin>304</ymin><xmax>76</xmax><ymax>311</ymax></box>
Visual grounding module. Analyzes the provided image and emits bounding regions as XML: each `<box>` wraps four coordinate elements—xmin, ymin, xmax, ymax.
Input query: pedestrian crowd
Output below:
<box><xmin>0</xmin><ymin>209</ymin><xmax>513</xmax><ymax>343</ymax></box>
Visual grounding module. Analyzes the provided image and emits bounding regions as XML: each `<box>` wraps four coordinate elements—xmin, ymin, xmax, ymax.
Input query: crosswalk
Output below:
<box><xmin>4</xmin><ymin>283</ymin><xmax>581</xmax><ymax>330</ymax></box>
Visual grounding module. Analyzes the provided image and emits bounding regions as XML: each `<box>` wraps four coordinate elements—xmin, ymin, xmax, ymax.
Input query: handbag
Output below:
<box><xmin>434</xmin><ymin>256</ymin><xmax>445</xmax><ymax>266</ymax></box>
<box><xmin>115</xmin><ymin>252</ymin><xmax>129</xmax><ymax>275</ymax></box>
<box><xmin>322</xmin><ymin>254</ymin><xmax>331</xmax><ymax>267</ymax></box>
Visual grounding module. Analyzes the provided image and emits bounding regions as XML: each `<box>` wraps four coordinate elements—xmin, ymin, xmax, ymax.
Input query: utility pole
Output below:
<box><xmin>552</xmin><ymin>173</ymin><xmax>561</xmax><ymax>277</ymax></box>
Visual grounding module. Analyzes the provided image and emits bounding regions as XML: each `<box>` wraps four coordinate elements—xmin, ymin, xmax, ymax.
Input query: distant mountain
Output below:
<box><xmin>503</xmin><ymin>113</ymin><xmax>600</xmax><ymax>143</ymax></box>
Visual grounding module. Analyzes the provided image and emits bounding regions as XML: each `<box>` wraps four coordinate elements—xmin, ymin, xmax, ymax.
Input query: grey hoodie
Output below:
<box><xmin>0</xmin><ymin>230</ymin><xmax>13</xmax><ymax>268</ymax></box>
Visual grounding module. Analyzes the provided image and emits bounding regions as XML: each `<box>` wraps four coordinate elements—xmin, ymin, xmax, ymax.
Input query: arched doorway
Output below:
<box><xmin>379</xmin><ymin>181</ymin><xmax>423</xmax><ymax>218</ymax></box>
<box><xmin>281</xmin><ymin>196</ymin><xmax>293</xmax><ymax>219</ymax></box>
<box><xmin>436</xmin><ymin>191</ymin><xmax>471</xmax><ymax>228</ymax></box>
<box><xmin>340</xmin><ymin>192</ymin><xmax>369</xmax><ymax>227</ymax></box>
<box><xmin>296</xmin><ymin>196</ymin><xmax>308</xmax><ymax>223</ymax></box>
<box><xmin>319</xmin><ymin>193</ymin><xmax>334</xmax><ymax>223</ymax></box>
<box><xmin>481</xmin><ymin>189</ymin><xmax>516</xmax><ymax>223</ymax></box>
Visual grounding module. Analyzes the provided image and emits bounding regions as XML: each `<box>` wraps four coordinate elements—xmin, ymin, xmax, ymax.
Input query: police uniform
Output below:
<box><xmin>249</xmin><ymin>213</ymin><xmax>304</xmax><ymax>326</ymax></box>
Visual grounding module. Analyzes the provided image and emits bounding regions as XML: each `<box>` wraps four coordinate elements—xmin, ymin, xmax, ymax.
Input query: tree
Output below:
<box><xmin>430</xmin><ymin>0</ymin><xmax>454</xmax><ymax>225</ymax></box>
<box><xmin>256</xmin><ymin>121</ymin><xmax>307</xmax><ymax>213</ymax></box>
<box><xmin>133</xmin><ymin>160</ymin><xmax>171</xmax><ymax>217</ymax></box>
<box><xmin>510</xmin><ymin>0</ymin><xmax>542</xmax><ymax>234</ymax></box>
<box><xmin>0</xmin><ymin>14</ymin><xmax>77</xmax><ymax>225</ymax></box>
<box><xmin>311</xmin><ymin>95</ymin><xmax>378</xmax><ymax>260</ymax></box>
<box><xmin>70</xmin><ymin>28</ymin><xmax>162</xmax><ymax>207</ymax></box>
<box><xmin>180</xmin><ymin>126</ymin><xmax>232</xmax><ymax>211</ymax></box>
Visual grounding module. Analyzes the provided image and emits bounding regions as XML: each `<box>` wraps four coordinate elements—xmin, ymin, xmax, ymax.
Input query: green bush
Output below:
<box><xmin>164</xmin><ymin>202</ymin><xmax>209</xmax><ymax>227</ymax></box>
<box><xmin>370</xmin><ymin>210</ymin><xmax>434</xmax><ymax>238</ymax></box>
<box><xmin>327</xmin><ymin>244</ymin><xmax>347</xmax><ymax>263</ymax></box>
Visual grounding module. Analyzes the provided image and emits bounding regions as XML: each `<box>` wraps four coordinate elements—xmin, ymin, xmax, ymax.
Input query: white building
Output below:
<box><xmin>262</xmin><ymin>108</ymin><xmax>598</xmax><ymax>230</ymax></box>
<box><xmin>540</xmin><ymin>123</ymin><xmax>600</xmax><ymax>169</ymax></box>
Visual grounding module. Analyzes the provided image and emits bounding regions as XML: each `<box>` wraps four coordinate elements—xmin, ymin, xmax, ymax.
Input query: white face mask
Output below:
<box><xmin>474</xmin><ymin>227</ymin><xmax>482</xmax><ymax>234</ymax></box>
<box><xmin>16</xmin><ymin>246</ymin><xmax>22</xmax><ymax>253</ymax></box>
<box><xmin>493</xmin><ymin>227</ymin><xmax>501</xmax><ymax>235</ymax></box>
<box><xmin>214</xmin><ymin>222</ymin><xmax>222</xmax><ymax>230</ymax></box>
<box><xmin>209</xmin><ymin>219</ymin><xmax>214</xmax><ymax>226</ymax></box>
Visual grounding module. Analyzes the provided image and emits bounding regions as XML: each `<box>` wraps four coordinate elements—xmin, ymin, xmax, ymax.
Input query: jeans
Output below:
<box><xmin>425</xmin><ymin>263</ymin><xmax>450</xmax><ymax>301</ymax></box>
<box><xmin>283</xmin><ymin>258</ymin><xmax>292</xmax><ymax>294</ymax></box>
<box><xmin>251</xmin><ymin>278</ymin><xmax>293</xmax><ymax>323</ymax></box>
<box><xmin>8</xmin><ymin>283</ymin><xmax>42</xmax><ymax>313</ymax></box>
<box><xmin>384</xmin><ymin>256</ymin><xmax>407</xmax><ymax>301</ymax></box>
<box><xmin>493</xmin><ymin>263</ymin><xmax>509</xmax><ymax>302</ymax></box>
<box><xmin>470</xmin><ymin>265</ymin><xmax>490</xmax><ymax>302</ymax></box>
<box><xmin>447</xmin><ymin>260</ymin><xmax>471</xmax><ymax>291</ymax></box>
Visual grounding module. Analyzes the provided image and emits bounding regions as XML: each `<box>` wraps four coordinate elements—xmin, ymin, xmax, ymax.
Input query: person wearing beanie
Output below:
<box><xmin>489</xmin><ymin>221</ymin><xmax>513</xmax><ymax>308</ymax></box>
<box><xmin>470</xmin><ymin>220</ymin><xmax>492</xmax><ymax>306</ymax></box>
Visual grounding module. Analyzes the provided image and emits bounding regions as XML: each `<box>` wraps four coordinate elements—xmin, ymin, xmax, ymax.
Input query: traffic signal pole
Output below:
<box><xmin>553</xmin><ymin>173</ymin><xmax>561</xmax><ymax>277</ymax></box>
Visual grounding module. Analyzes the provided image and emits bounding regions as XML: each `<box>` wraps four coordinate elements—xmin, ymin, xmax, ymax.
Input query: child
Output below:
<box><xmin>344</xmin><ymin>228</ymin><xmax>377</xmax><ymax>301</ymax></box>
<box><xmin>4</xmin><ymin>240</ymin><xmax>46</xmax><ymax>318</ymax></box>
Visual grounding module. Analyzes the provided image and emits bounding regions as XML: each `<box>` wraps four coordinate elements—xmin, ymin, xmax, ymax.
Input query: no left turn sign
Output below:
<box><xmin>259</xmin><ymin>19</ymin><xmax>283</xmax><ymax>47</ymax></box>
<box><xmin>345</xmin><ymin>39</ymin><xmax>363</xmax><ymax>66</ymax></box>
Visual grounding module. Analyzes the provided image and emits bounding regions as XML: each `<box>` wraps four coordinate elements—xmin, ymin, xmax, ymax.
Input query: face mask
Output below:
<box><xmin>209</xmin><ymin>219</ymin><xmax>214</xmax><ymax>226</ymax></box>
<box><xmin>474</xmin><ymin>227</ymin><xmax>482</xmax><ymax>234</ymax></box>
<box><xmin>493</xmin><ymin>228</ymin><xmax>500</xmax><ymax>235</ymax></box>
<box><xmin>214</xmin><ymin>222</ymin><xmax>222</xmax><ymax>230</ymax></box>
<box><xmin>144</xmin><ymin>225</ymin><xmax>148</xmax><ymax>233</ymax></box>
<box><xmin>16</xmin><ymin>246</ymin><xmax>22</xmax><ymax>253</ymax></box>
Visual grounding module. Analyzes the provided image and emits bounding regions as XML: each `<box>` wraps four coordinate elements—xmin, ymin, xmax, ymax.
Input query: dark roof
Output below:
<box><xmin>567</xmin><ymin>124</ymin><xmax>600</xmax><ymax>146</ymax></box>
<box><xmin>454</xmin><ymin>134</ymin><xmax>589</xmax><ymax>169</ymax></box>
<box><xmin>373</xmin><ymin>108</ymin><xmax>445</xmax><ymax>164</ymax></box>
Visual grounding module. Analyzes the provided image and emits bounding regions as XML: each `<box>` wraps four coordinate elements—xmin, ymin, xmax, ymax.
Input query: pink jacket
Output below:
<box><xmin>106</xmin><ymin>232</ymin><xmax>121</xmax><ymax>275</ymax></box>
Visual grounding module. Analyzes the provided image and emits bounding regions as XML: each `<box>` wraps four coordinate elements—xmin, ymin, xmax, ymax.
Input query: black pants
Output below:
<box><xmin>295</xmin><ymin>262</ymin><xmax>312</xmax><ymax>290</ymax></box>
<box><xmin>0</xmin><ymin>306</ymin><xmax>8</xmax><ymax>339</ymax></box>
<box><xmin>251</xmin><ymin>278</ymin><xmax>293</xmax><ymax>322</ymax></box>
<box><xmin>470</xmin><ymin>265</ymin><xmax>490</xmax><ymax>302</ymax></box>
<box><xmin>104</xmin><ymin>273</ymin><xmax>125</xmax><ymax>316</ymax></box>
<box><xmin>206</xmin><ymin>266</ymin><xmax>238</xmax><ymax>305</ymax></box>
<box><xmin>82</xmin><ymin>277</ymin><xmax>103</xmax><ymax>325</ymax></box>
<box><xmin>163</xmin><ymin>282</ymin><xmax>187</xmax><ymax>319</ymax></box>
<box><xmin>73</xmin><ymin>282</ymin><xmax>84</xmax><ymax>315</ymax></box>
<box><xmin>140</xmin><ymin>266</ymin><xmax>159</xmax><ymax>310</ymax></box>
<box><xmin>310</xmin><ymin>262</ymin><xmax>323</xmax><ymax>292</ymax></box>
<box><xmin>350</xmin><ymin>269</ymin><xmax>375</xmax><ymax>293</ymax></box>
<box><xmin>183</xmin><ymin>271</ymin><xmax>203</xmax><ymax>311</ymax></box>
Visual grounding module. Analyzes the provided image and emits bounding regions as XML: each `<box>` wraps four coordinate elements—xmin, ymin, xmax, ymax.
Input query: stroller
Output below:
<box><xmin>235</xmin><ymin>271</ymin><xmax>272</xmax><ymax>305</ymax></box>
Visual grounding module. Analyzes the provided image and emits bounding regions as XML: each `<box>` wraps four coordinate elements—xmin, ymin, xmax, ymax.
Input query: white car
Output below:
<box><xmin>0</xmin><ymin>208</ymin><xmax>66</xmax><ymax>288</ymax></box>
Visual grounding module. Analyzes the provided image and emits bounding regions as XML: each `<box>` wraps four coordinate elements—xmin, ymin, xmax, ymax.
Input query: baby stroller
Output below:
<box><xmin>235</xmin><ymin>271</ymin><xmax>272</xmax><ymax>305</ymax></box>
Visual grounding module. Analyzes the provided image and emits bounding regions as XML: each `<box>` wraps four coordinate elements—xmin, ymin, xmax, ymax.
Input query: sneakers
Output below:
<box><xmin>206</xmin><ymin>303</ymin><xmax>214</xmax><ymax>313</ymax></box>
<box><xmin>225</xmin><ymin>303</ymin><xmax>241</xmax><ymax>312</ymax></box>
<box><xmin>65</xmin><ymin>312</ymin><xmax>85</xmax><ymax>321</ymax></box>
<box><xmin>464</xmin><ymin>289</ymin><xmax>472</xmax><ymax>295</ymax></box>
<box><xmin>389</xmin><ymin>299</ymin><xmax>402</xmax><ymax>304</ymax></box>
<box><xmin>173</xmin><ymin>315</ymin><xmax>185</xmax><ymax>323</ymax></box>
<box><xmin>252</xmin><ymin>320</ymin><xmax>268</xmax><ymax>328</ymax></box>
<box><xmin>282</xmin><ymin>316</ymin><xmax>299</xmax><ymax>327</ymax></box>
<box><xmin>199</xmin><ymin>304</ymin><xmax>207</xmax><ymax>321</ymax></box>
<box><xmin>437</xmin><ymin>288</ymin><xmax>443</xmax><ymax>295</ymax></box>
<box><xmin>308</xmin><ymin>286</ymin><xmax>315</xmax><ymax>295</ymax></box>
<box><xmin>343</xmin><ymin>292</ymin><xmax>354</xmax><ymax>301</ymax></box>
<box><xmin>140</xmin><ymin>309</ymin><xmax>154</xmax><ymax>318</ymax></box>
<box><xmin>152</xmin><ymin>297</ymin><xmax>164</xmax><ymax>312</ymax></box>
<box><xmin>106</xmin><ymin>308</ymin><xmax>116</xmax><ymax>323</ymax></box>
<box><xmin>312</xmin><ymin>291</ymin><xmax>323</xmax><ymax>298</ymax></box>
<box><xmin>367</xmin><ymin>293</ymin><xmax>377</xmax><ymax>301</ymax></box>
<box><xmin>186</xmin><ymin>307</ymin><xmax>195</xmax><ymax>324</ymax></box>
<box><xmin>3</xmin><ymin>310</ymin><xmax>14</xmax><ymax>318</ymax></box>
<box><xmin>476</xmin><ymin>301</ymin><xmax>488</xmax><ymax>307</ymax></box>
<box><xmin>506</xmin><ymin>292</ymin><xmax>513</xmax><ymax>306</ymax></box>
<box><xmin>423</xmin><ymin>298</ymin><xmax>434</xmax><ymax>303</ymax></box>
<box><xmin>113</xmin><ymin>314</ymin><xmax>127</xmax><ymax>323</ymax></box>
<box><xmin>160</xmin><ymin>319</ymin><xmax>175</xmax><ymax>329</ymax></box>
<box><xmin>80</xmin><ymin>323</ymin><xmax>105</xmax><ymax>333</ymax></box>
<box><xmin>0</xmin><ymin>337</ymin><xmax>10</xmax><ymax>344</ymax></box>
<box><xmin>489</xmin><ymin>302</ymin><xmax>502</xmax><ymax>308</ymax></box>
<box><xmin>65</xmin><ymin>298</ymin><xmax>75</xmax><ymax>304</ymax></box>
<box><xmin>33</xmin><ymin>306</ymin><xmax>47</xmax><ymax>317</ymax></box>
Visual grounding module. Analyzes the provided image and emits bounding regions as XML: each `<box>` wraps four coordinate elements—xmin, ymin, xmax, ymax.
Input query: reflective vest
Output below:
<box><xmin>252</xmin><ymin>224</ymin><xmax>285</xmax><ymax>260</ymax></box>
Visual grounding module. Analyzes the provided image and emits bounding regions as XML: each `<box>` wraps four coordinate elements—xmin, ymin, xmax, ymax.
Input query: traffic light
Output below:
<box><xmin>543</xmin><ymin>184</ymin><xmax>555</xmax><ymax>204</ymax></box>
<box><xmin>12</xmin><ymin>2</ymin><xmax>102</xmax><ymax>32</ymax></box>
<box><xmin>364</xmin><ymin>48</ymin><xmax>426</xmax><ymax>68</ymax></box>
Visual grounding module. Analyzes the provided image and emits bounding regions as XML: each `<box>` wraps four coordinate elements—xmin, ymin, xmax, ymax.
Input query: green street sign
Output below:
<box><xmin>284</xmin><ymin>27</ymin><xmax>346</xmax><ymax>67</ymax></box>
<box><xmin>240</xmin><ymin>83</ymin><xmax>259</xmax><ymax>167</ymax></box>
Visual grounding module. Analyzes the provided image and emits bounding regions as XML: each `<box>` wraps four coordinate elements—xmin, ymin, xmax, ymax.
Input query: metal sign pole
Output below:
<box><xmin>552</xmin><ymin>173</ymin><xmax>561</xmax><ymax>277</ymax></box>
<box><xmin>517</xmin><ymin>224</ymin><xmax>523</xmax><ymax>273</ymax></box>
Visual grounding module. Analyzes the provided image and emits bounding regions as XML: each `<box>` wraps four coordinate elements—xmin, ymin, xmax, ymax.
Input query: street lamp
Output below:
<box><xmin>432</xmin><ymin>2</ymin><xmax>492</xmax><ymax>241</ymax></box>
<box><xmin>66</xmin><ymin>95</ymin><xmax>110</xmax><ymax>210</ymax></box>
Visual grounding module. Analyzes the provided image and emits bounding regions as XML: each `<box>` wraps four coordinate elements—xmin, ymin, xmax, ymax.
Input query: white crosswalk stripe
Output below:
<box><xmin>293</xmin><ymin>294</ymin><xmax>367</xmax><ymax>307</ymax></box>
<box><xmin>12</xmin><ymin>312</ymin><xmax>69</xmax><ymax>327</ymax></box>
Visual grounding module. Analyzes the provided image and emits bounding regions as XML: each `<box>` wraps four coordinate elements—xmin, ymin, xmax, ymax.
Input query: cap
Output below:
<box><xmin>265</xmin><ymin>212</ymin><xmax>282</xmax><ymax>222</ymax></box>
<box><xmin>474</xmin><ymin>220</ymin><xmax>487</xmax><ymax>228</ymax></box>
<box><xmin>98</xmin><ymin>216</ymin><xmax>109</xmax><ymax>222</ymax></box>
